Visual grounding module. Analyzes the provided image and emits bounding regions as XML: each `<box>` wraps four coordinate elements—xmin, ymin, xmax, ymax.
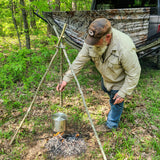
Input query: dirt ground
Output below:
<box><xmin>0</xmin><ymin>87</ymin><xmax>158</xmax><ymax>160</ymax></box>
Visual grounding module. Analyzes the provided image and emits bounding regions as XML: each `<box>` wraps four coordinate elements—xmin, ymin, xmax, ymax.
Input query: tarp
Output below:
<box><xmin>43</xmin><ymin>8</ymin><xmax>150</xmax><ymax>50</ymax></box>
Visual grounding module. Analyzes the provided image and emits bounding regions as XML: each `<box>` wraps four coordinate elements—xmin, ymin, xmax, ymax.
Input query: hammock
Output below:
<box><xmin>43</xmin><ymin>8</ymin><xmax>151</xmax><ymax>50</ymax></box>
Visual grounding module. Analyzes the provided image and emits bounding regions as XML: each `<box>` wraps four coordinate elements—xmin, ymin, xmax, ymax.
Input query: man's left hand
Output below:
<box><xmin>113</xmin><ymin>93</ymin><xmax>124</xmax><ymax>105</ymax></box>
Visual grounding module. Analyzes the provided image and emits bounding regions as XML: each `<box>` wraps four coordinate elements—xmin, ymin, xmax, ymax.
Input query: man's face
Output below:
<box><xmin>93</xmin><ymin>33</ymin><xmax>112</xmax><ymax>56</ymax></box>
<box><xmin>93</xmin><ymin>36</ymin><xmax>108</xmax><ymax>56</ymax></box>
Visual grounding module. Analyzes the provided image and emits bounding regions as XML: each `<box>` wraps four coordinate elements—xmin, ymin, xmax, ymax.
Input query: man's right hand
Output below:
<box><xmin>56</xmin><ymin>81</ymin><xmax>67</xmax><ymax>92</ymax></box>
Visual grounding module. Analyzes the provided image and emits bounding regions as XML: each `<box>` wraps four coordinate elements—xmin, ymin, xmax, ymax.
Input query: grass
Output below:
<box><xmin>0</xmin><ymin>36</ymin><xmax>160</xmax><ymax>160</ymax></box>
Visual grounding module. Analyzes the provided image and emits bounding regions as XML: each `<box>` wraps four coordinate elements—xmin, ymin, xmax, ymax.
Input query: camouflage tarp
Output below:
<box><xmin>43</xmin><ymin>8</ymin><xmax>150</xmax><ymax>50</ymax></box>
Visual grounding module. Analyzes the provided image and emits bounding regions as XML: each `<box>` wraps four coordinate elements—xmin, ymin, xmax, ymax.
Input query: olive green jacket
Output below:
<box><xmin>63</xmin><ymin>28</ymin><xmax>141</xmax><ymax>98</ymax></box>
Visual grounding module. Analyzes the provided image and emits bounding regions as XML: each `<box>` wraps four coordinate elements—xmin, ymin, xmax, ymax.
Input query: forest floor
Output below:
<box><xmin>0</xmin><ymin>37</ymin><xmax>159</xmax><ymax>160</ymax></box>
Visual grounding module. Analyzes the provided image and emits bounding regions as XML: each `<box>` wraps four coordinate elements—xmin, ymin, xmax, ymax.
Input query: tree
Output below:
<box><xmin>20</xmin><ymin>0</ymin><xmax>30</xmax><ymax>49</ymax></box>
<box><xmin>10</xmin><ymin>0</ymin><xmax>22</xmax><ymax>49</ymax></box>
<box><xmin>55</xmin><ymin>0</ymin><xmax>60</xmax><ymax>11</ymax></box>
<box><xmin>47</xmin><ymin>0</ymin><xmax>61</xmax><ymax>36</ymax></box>
<box><xmin>29</xmin><ymin>0</ymin><xmax>37</xmax><ymax>29</ymax></box>
<box><xmin>72</xmin><ymin>0</ymin><xmax>77</xmax><ymax>11</ymax></box>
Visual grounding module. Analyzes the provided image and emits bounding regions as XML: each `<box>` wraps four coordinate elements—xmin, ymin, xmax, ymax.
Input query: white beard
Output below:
<box><xmin>93</xmin><ymin>45</ymin><xmax>108</xmax><ymax>56</ymax></box>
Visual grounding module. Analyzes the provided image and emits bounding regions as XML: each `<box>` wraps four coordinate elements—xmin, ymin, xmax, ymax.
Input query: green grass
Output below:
<box><xmin>0</xmin><ymin>36</ymin><xmax>159</xmax><ymax>159</ymax></box>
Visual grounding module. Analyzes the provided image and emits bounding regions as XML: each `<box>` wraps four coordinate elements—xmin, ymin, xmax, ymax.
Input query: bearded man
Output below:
<box><xmin>56</xmin><ymin>18</ymin><xmax>141</xmax><ymax>130</ymax></box>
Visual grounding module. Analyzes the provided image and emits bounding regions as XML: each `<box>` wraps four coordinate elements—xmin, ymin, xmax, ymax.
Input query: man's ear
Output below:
<box><xmin>105</xmin><ymin>34</ymin><xmax>112</xmax><ymax>44</ymax></box>
<box><xmin>105</xmin><ymin>34</ymin><xmax>111</xmax><ymax>40</ymax></box>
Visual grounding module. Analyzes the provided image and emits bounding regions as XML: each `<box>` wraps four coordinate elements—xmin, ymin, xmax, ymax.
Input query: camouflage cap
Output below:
<box><xmin>85</xmin><ymin>18</ymin><xmax>111</xmax><ymax>45</ymax></box>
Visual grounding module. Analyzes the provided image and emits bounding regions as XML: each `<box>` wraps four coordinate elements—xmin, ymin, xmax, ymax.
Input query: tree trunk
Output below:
<box><xmin>72</xmin><ymin>0</ymin><xmax>77</xmax><ymax>11</ymax></box>
<box><xmin>29</xmin><ymin>0</ymin><xmax>37</xmax><ymax>29</ymax></box>
<box><xmin>10</xmin><ymin>0</ymin><xmax>22</xmax><ymax>50</ymax></box>
<box><xmin>20</xmin><ymin>0</ymin><xmax>30</xmax><ymax>49</ymax></box>
<box><xmin>55</xmin><ymin>0</ymin><xmax>60</xmax><ymax>11</ymax></box>
<box><xmin>47</xmin><ymin>0</ymin><xmax>60</xmax><ymax>36</ymax></box>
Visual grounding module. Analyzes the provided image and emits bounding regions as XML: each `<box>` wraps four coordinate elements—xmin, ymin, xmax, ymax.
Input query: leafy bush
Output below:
<box><xmin>0</xmin><ymin>47</ymin><xmax>55</xmax><ymax>90</ymax></box>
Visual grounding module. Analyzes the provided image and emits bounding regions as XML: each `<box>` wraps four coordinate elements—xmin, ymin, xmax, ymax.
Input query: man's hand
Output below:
<box><xmin>113</xmin><ymin>93</ymin><xmax>124</xmax><ymax>105</ymax></box>
<box><xmin>56</xmin><ymin>81</ymin><xmax>67</xmax><ymax>92</ymax></box>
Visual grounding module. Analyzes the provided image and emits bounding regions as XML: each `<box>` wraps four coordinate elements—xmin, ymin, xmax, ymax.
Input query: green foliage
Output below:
<box><xmin>0</xmin><ymin>0</ymin><xmax>92</xmax><ymax>37</ymax></box>
<box><xmin>0</xmin><ymin>129</ymin><xmax>13</xmax><ymax>139</ymax></box>
<box><xmin>3</xmin><ymin>99</ymin><xmax>22</xmax><ymax>111</ymax></box>
<box><xmin>0</xmin><ymin>47</ymin><xmax>56</xmax><ymax>90</ymax></box>
<box><xmin>0</xmin><ymin>0</ymin><xmax>13</xmax><ymax>37</ymax></box>
<box><xmin>30</xmin><ymin>0</ymin><xmax>52</xmax><ymax>13</ymax></box>
<box><xmin>134</xmin><ymin>0</ymin><xmax>157</xmax><ymax>7</ymax></box>
<box><xmin>151</xmin><ymin>138</ymin><xmax>160</xmax><ymax>155</ymax></box>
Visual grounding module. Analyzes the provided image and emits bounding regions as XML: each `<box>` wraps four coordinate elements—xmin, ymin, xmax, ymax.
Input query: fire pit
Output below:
<box><xmin>45</xmin><ymin>132</ymin><xmax>87</xmax><ymax>159</ymax></box>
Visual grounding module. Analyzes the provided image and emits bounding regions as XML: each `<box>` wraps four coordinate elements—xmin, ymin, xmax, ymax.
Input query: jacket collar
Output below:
<box><xmin>103</xmin><ymin>28</ymin><xmax>118</xmax><ymax>61</ymax></box>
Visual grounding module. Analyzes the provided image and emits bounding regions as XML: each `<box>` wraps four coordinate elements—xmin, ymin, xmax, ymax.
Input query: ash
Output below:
<box><xmin>45</xmin><ymin>133</ymin><xmax>87</xmax><ymax>159</ymax></box>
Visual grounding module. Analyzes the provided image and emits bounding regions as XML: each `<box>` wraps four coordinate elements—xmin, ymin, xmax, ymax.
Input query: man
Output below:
<box><xmin>56</xmin><ymin>18</ymin><xmax>141</xmax><ymax>130</ymax></box>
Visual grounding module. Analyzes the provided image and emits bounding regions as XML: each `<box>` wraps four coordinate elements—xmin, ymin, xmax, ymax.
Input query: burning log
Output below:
<box><xmin>45</xmin><ymin>132</ymin><xmax>87</xmax><ymax>159</ymax></box>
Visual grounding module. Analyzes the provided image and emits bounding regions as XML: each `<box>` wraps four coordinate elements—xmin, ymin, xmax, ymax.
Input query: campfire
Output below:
<box><xmin>45</xmin><ymin>132</ymin><xmax>87</xmax><ymax>159</ymax></box>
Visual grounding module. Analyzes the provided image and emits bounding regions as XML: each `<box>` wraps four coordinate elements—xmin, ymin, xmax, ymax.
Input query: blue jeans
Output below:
<box><xmin>101</xmin><ymin>78</ymin><xmax>124</xmax><ymax>129</ymax></box>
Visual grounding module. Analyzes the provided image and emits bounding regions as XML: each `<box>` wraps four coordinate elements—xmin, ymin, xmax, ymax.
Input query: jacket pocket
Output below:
<box><xmin>108</xmin><ymin>53</ymin><xmax>120</xmax><ymax>69</ymax></box>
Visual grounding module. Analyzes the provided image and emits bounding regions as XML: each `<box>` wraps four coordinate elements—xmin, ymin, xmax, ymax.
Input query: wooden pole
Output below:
<box><xmin>53</xmin><ymin>25</ymin><xmax>107</xmax><ymax>160</ymax></box>
<box><xmin>60</xmin><ymin>49</ymin><xmax>63</xmax><ymax>107</ymax></box>
<box><xmin>9</xmin><ymin>24</ymin><xmax>67</xmax><ymax>145</ymax></box>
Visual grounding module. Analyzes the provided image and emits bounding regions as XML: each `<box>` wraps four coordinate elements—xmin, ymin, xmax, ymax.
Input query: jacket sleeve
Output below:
<box><xmin>63</xmin><ymin>43</ymin><xmax>91</xmax><ymax>83</ymax></box>
<box><xmin>117</xmin><ymin>48</ymin><xmax>141</xmax><ymax>98</ymax></box>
